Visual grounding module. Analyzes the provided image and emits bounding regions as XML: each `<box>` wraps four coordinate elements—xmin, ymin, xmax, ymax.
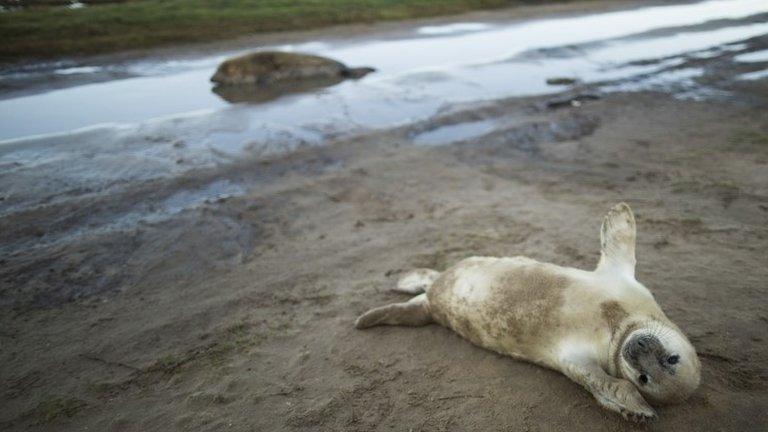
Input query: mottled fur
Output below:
<box><xmin>355</xmin><ymin>203</ymin><xmax>701</xmax><ymax>422</ymax></box>
<box><xmin>210</xmin><ymin>51</ymin><xmax>374</xmax><ymax>86</ymax></box>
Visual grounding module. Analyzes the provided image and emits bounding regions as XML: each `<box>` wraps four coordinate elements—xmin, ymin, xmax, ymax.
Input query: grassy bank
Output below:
<box><xmin>0</xmin><ymin>0</ymin><xmax>573</xmax><ymax>65</ymax></box>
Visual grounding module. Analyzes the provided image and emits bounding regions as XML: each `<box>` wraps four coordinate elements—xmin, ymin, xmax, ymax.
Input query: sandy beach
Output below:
<box><xmin>1</xmin><ymin>1</ymin><xmax>767</xmax><ymax>430</ymax></box>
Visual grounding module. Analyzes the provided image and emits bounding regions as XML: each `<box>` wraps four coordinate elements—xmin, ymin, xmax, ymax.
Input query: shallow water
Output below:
<box><xmin>53</xmin><ymin>66</ymin><xmax>102</xmax><ymax>75</ymax></box>
<box><xmin>416</xmin><ymin>22</ymin><xmax>493</xmax><ymax>35</ymax></box>
<box><xmin>1</xmin><ymin>69</ymin><xmax>225</xmax><ymax>140</ymax></box>
<box><xmin>1</xmin><ymin>0</ymin><xmax>766</xmax><ymax>144</ymax></box>
<box><xmin>738</xmin><ymin>69</ymin><xmax>768</xmax><ymax>80</ymax></box>
<box><xmin>734</xmin><ymin>49</ymin><xmax>768</xmax><ymax>62</ymax></box>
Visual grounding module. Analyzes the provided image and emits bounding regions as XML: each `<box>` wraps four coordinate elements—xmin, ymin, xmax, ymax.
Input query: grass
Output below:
<box><xmin>0</xmin><ymin>0</ymin><xmax>571</xmax><ymax>65</ymax></box>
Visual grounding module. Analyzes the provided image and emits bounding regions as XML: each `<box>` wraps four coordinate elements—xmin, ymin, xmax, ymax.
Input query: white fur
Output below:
<box><xmin>395</xmin><ymin>269</ymin><xmax>440</xmax><ymax>294</ymax></box>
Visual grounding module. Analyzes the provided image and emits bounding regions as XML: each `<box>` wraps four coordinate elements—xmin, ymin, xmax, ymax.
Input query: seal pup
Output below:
<box><xmin>355</xmin><ymin>203</ymin><xmax>700</xmax><ymax>421</ymax></box>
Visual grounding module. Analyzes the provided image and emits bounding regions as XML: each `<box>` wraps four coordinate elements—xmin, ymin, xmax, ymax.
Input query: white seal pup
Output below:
<box><xmin>355</xmin><ymin>203</ymin><xmax>700</xmax><ymax>421</ymax></box>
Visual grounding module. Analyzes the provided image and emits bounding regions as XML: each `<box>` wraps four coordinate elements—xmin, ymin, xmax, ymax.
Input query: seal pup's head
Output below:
<box><xmin>599</xmin><ymin>203</ymin><xmax>701</xmax><ymax>404</ymax></box>
<box><xmin>619</xmin><ymin>324</ymin><xmax>701</xmax><ymax>404</ymax></box>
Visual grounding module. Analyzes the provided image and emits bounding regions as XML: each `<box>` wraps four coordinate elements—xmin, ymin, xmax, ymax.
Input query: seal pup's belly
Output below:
<box><xmin>427</xmin><ymin>256</ymin><xmax>583</xmax><ymax>367</ymax></box>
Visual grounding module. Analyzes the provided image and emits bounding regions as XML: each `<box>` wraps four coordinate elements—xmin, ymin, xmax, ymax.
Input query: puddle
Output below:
<box><xmin>688</xmin><ymin>42</ymin><xmax>749</xmax><ymax>59</ymax></box>
<box><xmin>413</xmin><ymin>119</ymin><xmax>496</xmax><ymax>146</ymax></box>
<box><xmin>53</xmin><ymin>66</ymin><xmax>103</xmax><ymax>75</ymax></box>
<box><xmin>602</xmin><ymin>67</ymin><xmax>710</xmax><ymax>100</ymax></box>
<box><xmin>1</xmin><ymin>0</ymin><xmax>767</xmax><ymax>143</ymax></box>
<box><xmin>416</xmin><ymin>22</ymin><xmax>492</xmax><ymax>35</ymax></box>
<box><xmin>734</xmin><ymin>49</ymin><xmax>768</xmax><ymax>62</ymax></box>
<box><xmin>737</xmin><ymin>69</ymin><xmax>768</xmax><ymax>80</ymax></box>
<box><xmin>3</xmin><ymin>18</ymin><xmax>765</xmax><ymax>145</ymax></box>
<box><xmin>0</xmin><ymin>68</ymin><xmax>225</xmax><ymax>140</ymax></box>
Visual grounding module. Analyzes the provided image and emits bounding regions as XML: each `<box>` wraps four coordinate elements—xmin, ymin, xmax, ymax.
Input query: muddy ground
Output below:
<box><xmin>2</xmin><ymin>13</ymin><xmax>768</xmax><ymax>432</ymax></box>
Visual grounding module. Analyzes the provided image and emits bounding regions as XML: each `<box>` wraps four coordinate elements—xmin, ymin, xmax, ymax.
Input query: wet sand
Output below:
<box><xmin>2</xmin><ymin>3</ymin><xmax>768</xmax><ymax>432</ymax></box>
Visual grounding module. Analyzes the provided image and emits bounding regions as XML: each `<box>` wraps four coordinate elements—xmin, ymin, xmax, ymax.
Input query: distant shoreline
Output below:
<box><xmin>0</xmin><ymin>0</ymin><xmax>662</xmax><ymax>67</ymax></box>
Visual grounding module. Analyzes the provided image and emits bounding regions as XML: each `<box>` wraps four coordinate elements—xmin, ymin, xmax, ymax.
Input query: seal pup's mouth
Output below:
<box><xmin>619</xmin><ymin>327</ymin><xmax>700</xmax><ymax>404</ymax></box>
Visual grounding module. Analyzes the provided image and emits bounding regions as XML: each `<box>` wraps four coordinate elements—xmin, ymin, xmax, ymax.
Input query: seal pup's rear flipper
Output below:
<box><xmin>355</xmin><ymin>294</ymin><xmax>432</xmax><ymax>329</ymax></box>
<box><xmin>596</xmin><ymin>202</ymin><xmax>637</xmax><ymax>277</ymax></box>
<box><xmin>392</xmin><ymin>268</ymin><xmax>440</xmax><ymax>294</ymax></box>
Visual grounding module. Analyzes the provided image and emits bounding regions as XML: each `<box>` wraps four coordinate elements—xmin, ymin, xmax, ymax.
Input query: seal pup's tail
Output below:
<box><xmin>392</xmin><ymin>268</ymin><xmax>440</xmax><ymax>294</ymax></box>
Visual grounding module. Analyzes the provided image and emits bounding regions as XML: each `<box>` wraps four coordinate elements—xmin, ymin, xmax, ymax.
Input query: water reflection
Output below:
<box><xmin>211</xmin><ymin>76</ymin><xmax>346</xmax><ymax>104</ymax></box>
<box><xmin>0</xmin><ymin>0</ymin><xmax>766</xmax><ymax>144</ymax></box>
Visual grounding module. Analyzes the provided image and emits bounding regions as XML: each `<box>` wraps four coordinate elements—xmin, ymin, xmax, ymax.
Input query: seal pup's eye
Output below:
<box><xmin>638</xmin><ymin>374</ymin><xmax>649</xmax><ymax>385</ymax></box>
<box><xmin>668</xmin><ymin>355</ymin><xmax>679</xmax><ymax>365</ymax></box>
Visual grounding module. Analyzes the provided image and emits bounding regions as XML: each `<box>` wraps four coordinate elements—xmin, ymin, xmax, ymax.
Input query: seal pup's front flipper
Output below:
<box><xmin>393</xmin><ymin>268</ymin><xmax>440</xmax><ymax>294</ymax></box>
<box><xmin>562</xmin><ymin>359</ymin><xmax>656</xmax><ymax>422</ymax></box>
<box><xmin>596</xmin><ymin>202</ymin><xmax>637</xmax><ymax>278</ymax></box>
<box><xmin>355</xmin><ymin>294</ymin><xmax>432</xmax><ymax>329</ymax></box>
